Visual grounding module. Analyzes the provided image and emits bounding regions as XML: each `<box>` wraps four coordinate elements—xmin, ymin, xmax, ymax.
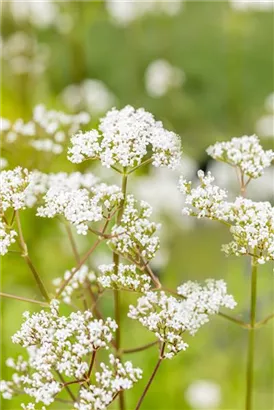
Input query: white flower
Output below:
<box><xmin>61</xmin><ymin>79</ymin><xmax>115</xmax><ymax>115</ymax></box>
<box><xmin>106</xmin><ymin>0</ymin><xmax>183</xmax><ymax>26</ymax></box>
<box><xmin>98</xmin><ymin>263</ymin><xmax>152</xmax><ymax>292</ymax></box>
<box><xmin>145</xmin><ymin>59</ymin><xmax>185</xmax><ymax>98</ymax></box>
<box><xmin>1</xmin><ymin>104</ymin><xmax>91</xmax><ymax>155</ymax></box>
<box><xmin>1</xmin><ymin>301</ymin><xmax>118</xmax><ymax>405</ymax></box>
<box><xmin>38</xmin><ymin>182</ymin><xmax>123</xmax><ymax>235</ymax></box>
<box><xmin>68</xmin><ymin>105</ymin><xmax>182</xmax><ymax>170</ymax></box>
<box><xmin>185</xmin><ymin>380</ymin><xmax>221</xmax><ymax>409</ymax></box>
<box><xmin>52</xmin><ymin>265</ymin><xmax>96</xmax><ymax>304</ymax></box>
<box><xmin>0</xmin><ymin>167</ymin><xmax>30</xmax><ymax>211</ymax></box>
<box><xmin>206</xmin><ymin>135</ymin><xmax>274</xmax><ymax>179</ymax></box>
<box><xmin>0</xmin><ymin>221</ymin><xmax>17</xmax><ymax>255</ymax></box>
<box><xmin>75</xmin><ymin>354</ymin><xmax>142</xmax><ymax>410</ymax></box>
<box><xmin>129</xmin><ymin>280</ymin><xmax>236</xmax><ymax>358</ymax></box>
<box><xmin>108</xmin><ymin>195</ymin><xmax>161</xmax><ymax>261</ymax></box>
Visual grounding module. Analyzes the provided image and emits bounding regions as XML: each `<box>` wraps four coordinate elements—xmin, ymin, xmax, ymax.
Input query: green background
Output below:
<box><xmin>1</xmin><ymin>1</ymin><xmax>273</xmax><ymax>409</ymax></box>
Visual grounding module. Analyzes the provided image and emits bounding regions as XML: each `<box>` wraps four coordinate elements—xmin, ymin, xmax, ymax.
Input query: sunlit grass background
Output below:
<box><xmin>1</xmin><ymin>1</ymin><xmax>273</xmax><ymax>409</ymax></box>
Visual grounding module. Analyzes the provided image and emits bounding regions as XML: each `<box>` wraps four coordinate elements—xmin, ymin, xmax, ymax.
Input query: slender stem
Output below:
<box><xmin>218</xmin><ymin>312</ymin><xmax>250</xmax><ymax>329</ymax></box>
<box><xmin>113</xmin><ymin>171</ymin><xmax>128</xmax><ymax>410</ymax></box>
<box><xmin>135</xmin><ymin>343</ymin><xmax>165</xmax><ymax>410</ymax></box>
<box><xmin>127</xmin><ymin>158</ymin><xmax>153</xmax><ymax>174</ymax></box>
<box><xmin>87</xmin><ymin>350</ymin><xmax>97</xmax><ymax>378</ymax></box>
<box><xmin>65</xmin><ymin>223</ymin><xmax>80</xmax><ymax>264</ymax></box>
<box><xmin>255</xmin><ymin>313</ymin><xmax>274</xmax><ymax>328</ymax></box>
<box><xmin>56</xmin><ymin>371</ymin><xmax>77</xmax><ymax>403</ymax></box>
<box><xmin>245</xmin><ymin>260</ymin><xmax>257</xmax><ymax>410</ymax></box>
<box><xmin>56</xmin><ymin>219</ymin><xmax>109</xmax><ymax>298</ymax></box>
<box><xmin>15</xmin><ymin>211</ymin><xmax>50</xmax><ymax>302</ymax></box>
<box><xmin>122</xmin><ymin>341</ymin><xmax>159</xmax><ymax>354</ymax></box>
<box><xmin>0</xmin><ymin>292</ymin><xmax>49</xmax><ymax>307</ymax></box>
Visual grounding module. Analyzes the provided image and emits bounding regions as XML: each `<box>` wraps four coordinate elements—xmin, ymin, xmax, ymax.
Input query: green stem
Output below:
<box><xmin>245</xmin><ymin>260</ymin><xmax>257</xmax><ymax>410</ymax></box>
<box><xmin>16</xmin><ymin>211</ymin><xmax>50</xmax><ymax>302</ymax></box>
<box><xmin>135</xmin><ymin>342</ymin><xmax>165</xmax><ymax>410</ymax></box>
<box><xmin>0</xmin><ymin>292</ymin><xmax>49</xmax><ymax>307</ymax></box>
<box><xmin>113</xmin><ymin>171</ymin><xmax>128</xmax><ymax>410</ymax></box>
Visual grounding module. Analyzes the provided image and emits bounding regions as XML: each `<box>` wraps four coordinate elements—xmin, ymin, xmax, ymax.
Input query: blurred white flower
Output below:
<box><xmin>185</xmin><ymin>380</ymin><xmax>221</xmax><ymax>409</ymax></box>
<box><xmin>256</xmin><ymin>115</ymin><xmax>274</xmax><ymax>139</ymax></box>
<box><xmin>9</xmin><ymin>0</ymin><xmax>58</xmax><ymax>28</ymax></box>
<box><xmin>61</xmin><ymin>79</ymin><xmax>115</xmax><ymax>115</ymax></box>
<box><xmin>230</xmin><ymin>0</ymin><xmax>274</xmax><ymax>11</ymax></box>
<box><xmin>0</xmin><ymin>158</ymin><xmax>8</xmax><ymax>170</ymax></box>
<box><xmin>265</xmin><ymin>92</ymin><xmax>274</xmax><ymax>112</ymax></box>
<box><xmin>106</xmin><ymin>0</ymin><xmax>183</xmax><ymax>26</ymax></box>
<box><xmin>145</xmin><ymin>59</ymin><xmax>185</xmax><ymax>97</ymax></box>
<box><xmin>2</xmin><ymin>32</ymin><xmax>50</xmax><ymax>76</ymax></box>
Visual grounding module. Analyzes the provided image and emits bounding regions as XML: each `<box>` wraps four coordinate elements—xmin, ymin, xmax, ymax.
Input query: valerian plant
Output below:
<box><xmin>0</xmin><ymin>106</ymin><xmax>273</xmax><ymax>410</ymax></box>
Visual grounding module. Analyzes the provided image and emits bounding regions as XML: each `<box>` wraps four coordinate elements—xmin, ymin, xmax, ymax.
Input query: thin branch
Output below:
<box><xmin>56</xmin><ymin>371</ymin><xmax>77</xmax><ymax>403</ymax></box>
<box><xmin>87</xmin><ymin>350</ymin><xmax>97</xmax><ymax>378</ymax></box>
<box><xmin>218</xmin><ymin>311</ymin><xmax>250</xmax><ymax>329</ymax></box>
<box><xmin>0</xmin><ymin>292</ymin><xmax>49</xmax><ymax>307</ymax></box>
<box><xmin>128</xmin><ymin>158</ymin><xmax>153</xmax><ymax>174</ymax></box>
<box><xmin>255</xmin><ymin>313</ymin><xmax>274</xmax><ymax>328</ymax></box>
<box><xmin>135</xmin><ymin>343</ymin><xmax>165</xmax><ymax>410</ymax></box>
<box><xmin>65</xmin><ymin>223</ymin><xmax>80</xmax><ymax>264</ymax></box>
<box><xmin>55</xmin><ymin>219</ymin><xmax>109</xmax><ymax>298</ymax></box>
<box><xmin>15</xmin><ymin>211</ymin><xmax>50</xmax><ymax>302</ymax></box>
<box><xmin>122</xmin><ymin>341</ymin><xmax>159</xmax><ymax>354</ymax></box>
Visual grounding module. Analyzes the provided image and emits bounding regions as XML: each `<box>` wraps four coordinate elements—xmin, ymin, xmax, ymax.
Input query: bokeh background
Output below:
<box><xmin>1</xmin><ymin>1</ymin><xmax>274</xmax><ymax>409</ymax></box>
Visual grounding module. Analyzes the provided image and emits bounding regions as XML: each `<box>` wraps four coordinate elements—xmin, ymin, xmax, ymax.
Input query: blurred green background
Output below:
<box><xmin>1</xmin><ymin>1</ymin><xmax>274</xmax><ymax>409</ymax></box>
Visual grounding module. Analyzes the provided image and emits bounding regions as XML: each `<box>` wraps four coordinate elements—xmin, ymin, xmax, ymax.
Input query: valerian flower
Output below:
<box><xmin>0</xmin><ymin>300</ymin><xmax>118</xmax><ymax>406</ymax></box>
<box><xmin>206</xmin><ymin>135</ymin><xmax>274</xmax><ymax>179</ymax></box>
<box><xmin>37</xmin><ymin>183</ymin><xmax>123</xmax><ymax>235</ymax></box>
<box><xmin>68</xmin><ymin>105</ymin><xmax>182</xmax><ymax>170</ymax></box>
<box><xmin>75</xmin><ymin>354</ymin><xmax>142</xmax><ymax>410</ymax></box>
<box><xmin>98</xmin><ymin>263</ymin><xmax>152</xmax><ymax>293</ymax></box>
<box><xmin>129</xmin><ymin>280</ymin><xmax>236</xmax><ymax>359</ymax></box>
<box><xmin>108</xmin><ymin>195</ymin><xmax>161</xmax><ymax>262</ymax></box>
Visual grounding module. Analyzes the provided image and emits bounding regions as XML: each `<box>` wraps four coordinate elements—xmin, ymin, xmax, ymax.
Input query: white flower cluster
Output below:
<box><xmin>206</xmin><ymin>135</ymin><xmax>274</xmax><ymax>179</ymax></box>
<box><xmin>221</xmin><ymin>197</ymin><xmax>274</xmax><ymax>264</ymax></box>
<box><xmin>145</xmin><ymin>59</ymin><xmax>185</xmax><ymax>98</ymax></box>
<box><xmin>179</xmin><ymin>170</ymin><xmax>228</xmax><ymax>220</ymax></box>
<box><xmin>75</xmin><ymin>354</ymin><xmax>142</xmax><ymax>410</ymax></box>
<box><xmin>0</xmin><ymin>167</ymin><xmax>30</xmax><ymax>211</ymax></box>
<box><xmin>1</xmin><ymin>104</ymin><xmax>90</xmax><ymax>154</ymax></box>
<box><xmin>98</xmin><ymin>263</ymin><xmax>151</xmax><ymax>293</ymax></box>
<box><xmin>230</xmin><ymin>0</ymin><xmax>274</xmax><ymax>12</ymax></box>
<box><xmin>68</xmin><ymin>105</ymin><xmax>182</xmax><ymax>170</ymax></box>
<box><xmin>53</xmin><ymin>264</ymin><xmax>96</xmax><ymax>304</ymax></box>
<box><xmin>129</xmin><ymin>280</ymin><xmax>236</xmax><ymax>358</ymax></box>
<box><xmin>106</xmin><ymin>0</ymin><xmax>183</xmax><ymax>26</ymax></box>
<box><xmin>61</xmin><ymin>79</ymin><xmax>115</xmax><ymax>115</ymax></box>
<box><xmin>108</xmin><ymin>195</ymin><xmax>161</xmax><ymax>261</ymax></box>
<box><xmin>0</xmin><ymin>220</ymin><xmax>17</xmax><ymax>255</ymax></box>
<box><xmin>1</xmin><ymin>31</ymin><xmax>49</xmax><ymax>76</ymax></box>
<box><xmin>180</xmin><ymin>171</ymin><xmax>274</xmax><ymax>264</ymax></box>
<box><xmin>37</xmin><ymin>183</ymin><xmax>123</xmax><ymax>235</ymax></box>
<box><xmin>0</xmin><ymin>300</ymin><xmax>117</xmax><ymax>406</ymax></box>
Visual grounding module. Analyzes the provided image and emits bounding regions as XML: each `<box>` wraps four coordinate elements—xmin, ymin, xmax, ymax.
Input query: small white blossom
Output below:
<box><xmin>1</xmin><ymin>301</ymin><xmax>118</xmax><ymax>406</ymax></box>
<box><xmin>75</xmin><ymin>354</ymin><xmax>142</xmax><ymax>410</ymax></box>
<box><xmin>37</xmin><ymin>183</ymin><xmax>123</xmax><ymax>235</ymax></box>
<box><xmin>206</xmin><ymin>135</ymin><xmax>274</xmax><ymax>179</ymax></box>
<box><xmin>52</xmin><ymin>265</ymin><xmax>96</xmax><ymax>304</ymax></box>
<box><xmin>0</xmin><ymin>221</ymin><xmax>17</xmax><ymax>255</ymax></box>
<box><xmin>145</xmin><ymin>59</ymin><xmax>185</xmax><ymax>98</ymax></box>
<box><xmin>108</xmin><ymin>195</ymin><xmax>161</xmax><ymax>261</ymax></box>
<box><xmin>98</xmin><ymin>263</ymin><xmax>152</xmax><ymax>292</ymax></box>
<box><xmin>61</xmin><ymin>79</ymin><xmax>115</xmax><ymax>115</ymax></box>
<box><xmin>129</xmin><ymin>281</ymin><xmax>236</xmax><ymax>358</ymax></box>
<box><xmin>0</xmin><ymin>167</ymin><xmax>30</xmax><ymax>211</ymax></box>
<box><xmin>68</xmin><ymin>105</ymin><xmax>182</xmax><ymax>170</ymax></box>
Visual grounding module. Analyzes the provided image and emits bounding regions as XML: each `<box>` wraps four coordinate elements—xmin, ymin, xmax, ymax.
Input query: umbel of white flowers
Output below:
<box><xmin>179</xmin><ymin>135</ymin><xmax>274</xmax><ymax>264</ymax></box>
<box><xmin>68</xmin><ymin>105</ymin><xmax>182</xmax><ymax>170</ymax></box>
